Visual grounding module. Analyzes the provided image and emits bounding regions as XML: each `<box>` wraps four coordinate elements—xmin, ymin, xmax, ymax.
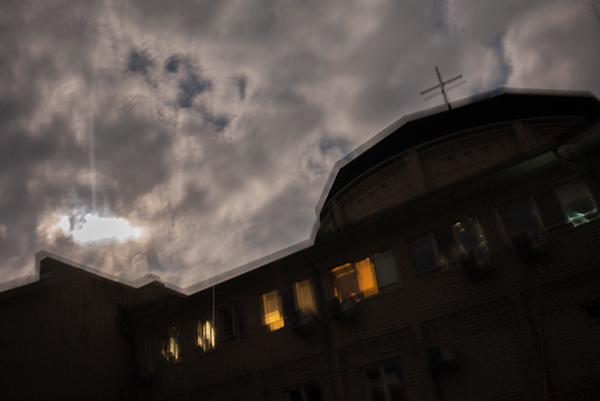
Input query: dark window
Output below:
<box><xmin>410</xmin><ymin>218</ymin><xmax>488</xmax><ymax>273</ymax></box>
<box><xmin>535</xmin><ymin>189</ymin><xmax>565</xmax><ymax>228</ymax></box>
<box><xmin>289</xmin><ymin>383</ymin><xmax>322</xmax><ymax>401</ymax></box>
<box><xmin>506</xmin><ymin>198</ymin><xmax>540</xmax><ymax>235</ymax></box>
<box><xmin>221</xmin><ymin>305</ymin><xmax>244</xmax><ymax>341</ymax></box>
<box><xmin>506</xmin><ymin>180</ymin><xmax>598</xmax><ymax>234</ymax></box>
<box><xmin>366</xmin><ymin>361</ymin><xmax>406</xmax><ymax>401</ymax></box>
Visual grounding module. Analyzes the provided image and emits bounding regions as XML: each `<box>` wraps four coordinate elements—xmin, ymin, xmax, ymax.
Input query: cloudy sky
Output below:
<box><xmin>1</xmin><ymin>0</ymin><xmax>599</xmax><ymax>291</ymax></box>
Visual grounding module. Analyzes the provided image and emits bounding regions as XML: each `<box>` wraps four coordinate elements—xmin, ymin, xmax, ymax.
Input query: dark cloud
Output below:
<box><xmin>203</xmin><ymin>112</ymin><xmax>229</xmax><ymax>133</ymax></box>
<box><xmin>236</xmin><ymin>76</ymin><xmax>247</xmax><ymax>100</ymax></box>
<box><xmin>165</xmin><ymin>55</ymin><xmax>181</xmax><ymax>73</ymax></box>
<box><xmin>128</xmin><ymin>49</ymin><xmax>154</xmax><ymax>74</ymax></box>
<box><xmin>177</xmin><ymin>73</ymin><xmax>212</xmax><ymax>108</ymax></box>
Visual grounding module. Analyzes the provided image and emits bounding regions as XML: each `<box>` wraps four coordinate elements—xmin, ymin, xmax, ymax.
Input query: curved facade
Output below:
<box><xmin>317</xmin><ymin>89</ymin><xmax>600</xmax><ymax>239</ymax></box>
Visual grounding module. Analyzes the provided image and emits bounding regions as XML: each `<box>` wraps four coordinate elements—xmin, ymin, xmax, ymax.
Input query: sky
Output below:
<box><xmin>1</xmin><ymin>0</ymin><xmax>600</xmax><ymax>292</ymax></box>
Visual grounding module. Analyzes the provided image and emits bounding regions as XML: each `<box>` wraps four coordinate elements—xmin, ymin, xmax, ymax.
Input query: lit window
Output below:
<box><xmin>197</xmin><ymin>317</ymin><xmax>215</xmax><ymax>351</ymax></box>
<box><xmin>331</xmin><ymin>250</ymin><xmax>397</xmax><ymax>302</ymax></box>
<box><xmin>410</xmin><ymin>218</ymin><xmax>488</xmax><ymax>273</ymax></box>
<box><xmin>366</xmin><ymin>360</ymin><xmax>406</xmax><ymax>401</ymax></box>
<box><xmin>289</xmin><ymin>383</ymin><xmax>322</xmax><ymax>401</ymax></box>
<box><xmin>262</xmin><ymin>290</ymin><xmax>285</xmax><ymax>331</ymax></box>
<box><xmin>506</xmin><ymin>180</ymin><xmax>598</xmax><ymax>234</ymax></box>
<box><xmin>162</xmin><ymin>327</ymin><xmax>180</xmax><ymax>363</ymax></box>
<box><xmin>261</xmin><ymin>279</ymin><xmax>317</xmax><ymax>331</ymax></box>
<box><xmin>558</xmin><ymin>180</ymin><xmax>598</xmax><ymax>227</ymax></box>
<box><xmin>295</xmin><ymin>279</ymin><xmax>317</xmax><ymax>314</ymax></box>
<box><xmin>221</xmin><ymin>304</ymin><xmax>244</xmax><ymax>341</ymax></box>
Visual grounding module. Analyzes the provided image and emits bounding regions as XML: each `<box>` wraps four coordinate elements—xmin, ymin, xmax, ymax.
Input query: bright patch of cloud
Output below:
<box><xmin>58</xmin><ymin>214</ymin><xmax>142</xmax><ymax>243</ymax></box>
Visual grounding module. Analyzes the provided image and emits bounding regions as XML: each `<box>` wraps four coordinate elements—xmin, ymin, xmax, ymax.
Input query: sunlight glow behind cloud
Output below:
<box><xmin>58</xmin><ymin>214</ymin><xmax>142</xmax><ymax>243</ymax></box>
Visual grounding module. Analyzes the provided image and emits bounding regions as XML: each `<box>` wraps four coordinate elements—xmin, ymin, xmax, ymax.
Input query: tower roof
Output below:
<box><xmin>320</xmin><ymin>88</ymin><xmax>600</xmax><ymax>212</ymax></box>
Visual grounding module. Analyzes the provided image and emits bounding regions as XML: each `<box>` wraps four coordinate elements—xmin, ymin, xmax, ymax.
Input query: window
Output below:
<box><xmin>331</xmin><ymin>249</ymin><xmax>397</xmax><ymax>302</ymax></box>
<box><xmin>366</xmin><ymin>360</ymin><xmax>406</xmax><ymax>401</ymax></box>
<box><xmin>288</xmin><ymin>383</ymin><xmax>322</xmax><ymax>401</ymax></box>
<box><xmin>162</xmin><ymin>327</ymin><xmax>180</xmax><ymax>363</ymax></box>
<box><xmin>506</xmin><ymin>180</ymin><xmax>598</xmax><ymax>234</ymax></box>
<box><xmin>196</xmin><ymin>316</ymin><xmax>215</xmax><ymax>351</ymax></box>
<box><xmin>221</xmin><ymin>304</ymin><xmax>244</xmax><ymax>341</ymax></box>
<box><xmin>557</xmin><ymin>180</ymin><xmax>598</xmax><ymax>226</ymax></box>
<box><xmin>261</xmin><ymin>279</ymin><xmax>317</xmax><ymax>331</ymax></box>
<box><xmin>410</xmin><ymin>218</ymin><xmax>488</xmax><ymax>273</ymax></box>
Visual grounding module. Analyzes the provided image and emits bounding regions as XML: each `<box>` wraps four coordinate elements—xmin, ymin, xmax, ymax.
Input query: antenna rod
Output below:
<box><xmin>420</xmin><ymin>66</ymin><xmax>463</xmax><ymax>110</ymax></box>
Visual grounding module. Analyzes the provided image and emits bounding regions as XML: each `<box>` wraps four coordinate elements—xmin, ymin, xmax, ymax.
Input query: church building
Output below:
<box><xmin>2</xmin><ymin>88</ymin><xmax>600</xmax><ymax>400</ymax></box>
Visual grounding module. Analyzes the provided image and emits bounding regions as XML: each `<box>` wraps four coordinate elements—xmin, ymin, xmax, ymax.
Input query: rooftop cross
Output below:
<box><xmin>420</xmin><ymin>66</ymin><xmax>463</xmax><ymax>110</ymax></box>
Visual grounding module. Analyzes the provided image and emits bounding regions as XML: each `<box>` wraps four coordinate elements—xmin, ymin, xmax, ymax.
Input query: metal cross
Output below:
<box><xmin>420</xmin><ymin>66</ymin><xmax>463</xmax><ymax>110</ymax></box>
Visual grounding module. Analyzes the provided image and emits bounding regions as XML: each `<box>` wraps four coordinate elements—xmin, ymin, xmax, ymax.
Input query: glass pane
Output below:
<box><xmin>535</xmin><ymin>189</ymin><xmax>565</xmax><ymax>228</ymax></box>
<box><xmin>281</xmin><ymin>287</ymin><xmax>296</xmax><ymax>317</ymax></box>
<box><xmin>371</xmin><ymin>387</ymin><xmax>386</xmax><ymax>401</ymax></box>
<box><xmin>454</xmin><ymin>218</ymin><xmax>487</xmax><ymax>253</ymax></box>
<box><xmin>222</xmin><ymin>307</ymin><xmax>233</xmax><ymax>337</ymax></box>
<box><xmin>289</xmin><ymin>389</ymin><xmax>303</xmax><ymax>401</ymax></box>
<box><xmin>434</xmin><ymin>227</ymin><xmax>459</xmax><ymax>264</ymax></box>
<box><xmin>331</xmin><ymin>263</ymin><xmax>359</xmax><ymax>300</ymax></box>
<box><xmin>198</xmin><ymin>319</ymin><xmax>214</xmax><ymax>351</ymax></box>
<box><xmin>366</xmin><ymin>367</ymin><xmax>382</xmax><ymax>381</ymax></box>
<box><xmin>506</xmin><ymin>198</ymin><xmax>541</xmax><ymax>234</ymax></box>
<box><xmin>558</xmin><ymin>181</ymin><xmax>599</xmax><ymax>227</ymax></box>
<box><xmin>305</xmin><ymin>384</ymin><xmax>322</xmax><ymax>401</ymax></box>
<box><xmin>262</xmin><ymin>291</ymin><xmax>284</xmax><ymax>331</ymax></box>
<box><xmin>384</xmin><ymin>362</ymin><xmax>403</xmax><ymax>382</ymax></box>
<box><xmin>411</xmin><ymin>236</ymin><xmax>438</xmax><ymax>273</ymax></box>
<box><xmin>295</xmin><ymin>280</ymin><xmax>316</xmax><ymax>314</ymax></box>
<box><xmin>234</xmin><ymin>305</ymin><xmax>244</xmax><ymax>335</ymax></box>
<box><xmin>355</xmin><ymin>258</ymin><xmax>379</xmax><ymax>298</ymax></box>
<box><xmin>373</xmin><ymin>250</ymin><xmax>398</xmax><ymax>287</ymax></box>
<box><xmin>367</xmin><ymin>366</ymin><xmax>386</xmax><ymax>401</ymax></box>
<box><xmin>389</xmin><ymin>382</ymin><xmax>405</xmax><ymax>401</ymax></box>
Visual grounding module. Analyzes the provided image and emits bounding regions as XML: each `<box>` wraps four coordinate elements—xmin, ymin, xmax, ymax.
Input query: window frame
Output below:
<box><xmin>261</xmin><ymin>279</ymin><xmax>318</xmax><ymax>332</ymax></box>
<box><xmin>220</xmin><ymin>304</ymin><xmax>244</xmax><ymax>342</ymax></box>
<box><xmin>364</xmin><ymin>359</ymin><xmax>407</xmax><ymax>401</ymax></box>
<box><xmin>330</xmin><ymin>248</ymin><xmax>398</xmax><ymax>302</ymax></box>
<box><xmin>410</xmin><ymin>217</ymin><xmax>488</xmax><ymax>274</ymax></box>
<box><xmin>196</xmin><ymin>315</ymin><xmax>215</xmax><ymax>352</ymax></box>
<box><xmin>505</xmin><ymin>179</ymin><xmax>599</xmax><ymax>235</ymax></box>
<box><xmin>162</xmin><ymin>327</ymin><xmax>180</xmax><ymax>363</ymax></box>
<box><xmin>288</xmin><ymin>382</ymin><xmax>322</xmax><ymax>401</ymax></box>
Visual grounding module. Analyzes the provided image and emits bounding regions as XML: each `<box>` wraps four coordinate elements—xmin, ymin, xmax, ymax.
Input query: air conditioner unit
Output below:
<box><xmin>288</xmin><ymin>309</ymin><xmax>318</xmax><ymax>334</ymax></box>
<box><xmin>511</xmin><ymin>230</ymin><xmax>548</xmax><ymax>263</ymax></box>
<box><xmin>329</xmin><ymin>297</ymin><xmax>357</xmax><ymax>321</ymax></box>
<box><xmin>459</xmin><ymin>249</ymin><xmax>495</xmax><ymax>280</ymax></box>
<box><xmin>426</xmin><ymin>343</ymin><xmax>460</xmax><ymax>372</ymax></box>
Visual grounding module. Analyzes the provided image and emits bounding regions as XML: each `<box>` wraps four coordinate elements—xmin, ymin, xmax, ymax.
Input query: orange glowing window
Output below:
<box><xmin>261</xmin><ymin>279</ymin><xmax>317</xmax><ymax>332</ymax></box>
<box><xmin>262</xmin><ymin>290</ymin><xmax>285</xmax><ymax>331</ymax></box>
<box><xmin>331</xmin><ymin>250</ymin><xmax>397</xmax><ymax>302</ymax></box>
